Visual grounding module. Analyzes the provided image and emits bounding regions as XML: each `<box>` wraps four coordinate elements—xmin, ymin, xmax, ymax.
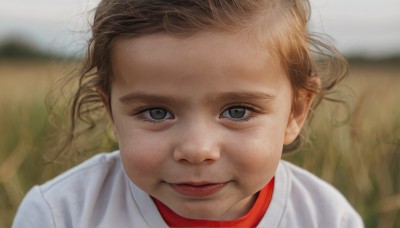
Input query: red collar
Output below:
<box><xmin>154</xmin><ymin>177</ymin><xmax>274</xmax><ymax>227</ymax></box>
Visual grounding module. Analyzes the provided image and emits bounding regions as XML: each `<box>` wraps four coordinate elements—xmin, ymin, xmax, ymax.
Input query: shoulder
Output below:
<box><xmin>281</xmin><ymin>161</ymin><xmax>364</xmax><ymax>228</ymax></box>
<box><xmin>39</xmin><ymin>151</ymin><xmax>123</xmax><ymax>193</ymax></box>
<box><xmin>281</xmin><ymin>160</ymin><xmax>347</xmax><ymax>200</ymax></box>
<box><xmin>13</xmin><ymin>151</ymin><xmax>161</xmax><ymax>228</ymax></box>
<box><xmin>261</xmin><ymin>161</ymin><xmax>364</xmax><ymax>228</ymax></box>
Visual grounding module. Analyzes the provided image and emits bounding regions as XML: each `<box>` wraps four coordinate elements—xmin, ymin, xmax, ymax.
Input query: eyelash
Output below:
<box><xmin>220</xmin><ymin>104</ymin><xmax>257</xmax><ymax>121</ymax></box>
<box><xmin>132</xmin><ymin>104</ymin><xmax>258</xmax><ymax>123</ymax></box>
<box><xmin>132</xmin><ymin>107</ymin><xmax>174</xmax><ymax>123</ymax></box>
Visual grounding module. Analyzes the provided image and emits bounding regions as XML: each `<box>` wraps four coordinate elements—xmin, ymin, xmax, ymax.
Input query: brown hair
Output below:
<box><xmin>54</xmin><ymin>0</ymin><xmax>347</xmax><ymax>159</ymax></box>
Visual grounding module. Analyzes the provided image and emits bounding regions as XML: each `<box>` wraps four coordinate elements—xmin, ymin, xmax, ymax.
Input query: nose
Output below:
<box><xmin>173</xmin><ymin>121</ymin><xmax>221</xmax><ymax>164</ymax></box>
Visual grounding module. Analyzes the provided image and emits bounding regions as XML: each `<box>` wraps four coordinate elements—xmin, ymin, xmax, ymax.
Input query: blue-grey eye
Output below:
<box><xmin>149</xmin><ymin>108</ymin><xmax>169</xmax><ymax>120</ymax></box>
<box><xmin>229</xmin><ymin>107</ymin><xmax>246</xmax><ymax>118</ymax></box>
<box><xmin>221</xmin><ymin>107</ymin><xmax>247</xmax><ymax>119</ymax></box>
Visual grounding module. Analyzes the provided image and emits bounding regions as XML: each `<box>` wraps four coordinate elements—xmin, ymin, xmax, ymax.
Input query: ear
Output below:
<box><xmin>96</xmin><ymin>87</ymin><xmax>119</xmax><ymax>142</ymax></box>
<box><xmin>96</xmin><ymin>87</ymin><xmax>113</xmax><ymax>121</ymax></box>
<box><xmin>284</xmin><ymin>89</ymin><xmax>315</xmax><ymax>145</ymax></box>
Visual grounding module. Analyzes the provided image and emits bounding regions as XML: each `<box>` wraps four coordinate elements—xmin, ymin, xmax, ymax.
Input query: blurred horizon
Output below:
<box><xmin>1</xmin><ymin>0</ymin><xmax>400</xmax><ymax>58</ymax></box>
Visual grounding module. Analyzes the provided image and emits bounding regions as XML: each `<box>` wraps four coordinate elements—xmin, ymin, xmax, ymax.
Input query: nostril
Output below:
<box><xmin>173</xmin><ymin>124</ymin><xmax>221</xmax><ymax>164</ymax></box>
<box><xmin>173</xmin><ymin>146</ymin><xmax>220</xmax><ymax>164</ymax></box>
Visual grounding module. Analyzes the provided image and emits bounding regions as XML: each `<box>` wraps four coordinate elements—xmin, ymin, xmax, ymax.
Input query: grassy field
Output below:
<box><xmin>0</xmin><ymin>60</ymin><xmax>399</xmax><ymax>227</ymax></box>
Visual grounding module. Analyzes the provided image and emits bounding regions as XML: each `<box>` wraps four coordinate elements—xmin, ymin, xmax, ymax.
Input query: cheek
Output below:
<box><xmin>114</xmin><ymin>124</ymin><xmax>170</xmax><ymax>185</ymax></box>
<box><xmin>230</xmin><ymin>137</ymin><xmax>282</xmax><ymax>173</ymax></box>
<box><xmin>225</xmin><ymin>124</ymin><xmax>285</xmax><ymax>186</ymax></box>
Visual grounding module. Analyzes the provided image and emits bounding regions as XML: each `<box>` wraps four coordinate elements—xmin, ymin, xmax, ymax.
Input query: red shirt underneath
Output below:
<box><xmin>154</xmin><ymin>177</ymin><xmax>274</xmax><ymax>227</ymax></box>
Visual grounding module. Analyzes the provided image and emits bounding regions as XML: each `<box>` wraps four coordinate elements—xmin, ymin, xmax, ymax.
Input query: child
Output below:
<box><xmin>13</xmin><ymin>0</ymin><xmax>364</xmax><ymax>227</ymax></box>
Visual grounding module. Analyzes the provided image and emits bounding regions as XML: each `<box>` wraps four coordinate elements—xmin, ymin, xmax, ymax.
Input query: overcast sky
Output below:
<box><xmin>1</xmin><ymin>0</ymin><xmax>399</xmax><ymax>57</ymax></box>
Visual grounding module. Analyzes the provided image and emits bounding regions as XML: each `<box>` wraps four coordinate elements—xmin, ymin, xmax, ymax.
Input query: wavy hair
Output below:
<box><xmin>51</xmin><ymin>0</ymin><xmax>347</xmax><ymax>159</ymax></box>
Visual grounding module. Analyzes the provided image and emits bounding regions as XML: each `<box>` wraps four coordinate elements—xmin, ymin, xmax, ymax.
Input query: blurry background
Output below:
<box><xmin>0</xmin><ymin>0</ymin><xmax>399</xmax><ymax>227</ymax></box>
<box><xmin>1</xmin><ymin>0</ymin><xmax>400</xmax><ymax>57</ymax></box>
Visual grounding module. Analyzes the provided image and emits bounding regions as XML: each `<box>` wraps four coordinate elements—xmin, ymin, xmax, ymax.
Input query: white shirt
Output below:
<box><xmin>13</xmin><ymin>151</ymin><xmax>364</xmax><ymax>228</ymax></box>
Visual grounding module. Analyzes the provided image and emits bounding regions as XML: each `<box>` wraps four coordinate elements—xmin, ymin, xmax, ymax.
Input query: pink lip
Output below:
<box><xmin>171</xmin><ymin>182</ymin><xmax>226</xmax><ymax>197</ymax></box>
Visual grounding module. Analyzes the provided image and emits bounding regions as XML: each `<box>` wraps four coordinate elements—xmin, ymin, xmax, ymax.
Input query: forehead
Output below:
<box><xmin>111</xmin><ymin>31</ymin><xmax>283</xmax><ymax>82</ymax></box>
<box><xmin>109</xmin><ymin>31</ymin><xmax>292</xmax><ymax>103</ymax></box>
<box><xmin>110</xmin><ymin>31</ymin><xmax>292</xmax><ymax>107</ymax></box>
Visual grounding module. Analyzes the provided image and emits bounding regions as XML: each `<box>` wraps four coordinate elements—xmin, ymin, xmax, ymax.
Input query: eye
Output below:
<box><xmin>220</xmin><ymin>106</ymin><xmax>251</xmax><ymax>120</ymax></box>
<box><xmin>148</xmin><ymin>108</ymin><xmax>169</xmax><ymax>119</ymax></box>
<box><xmin>137</xmin><ymin>108</ymin><xmax>174</xmax><ymax>122</ymax></box>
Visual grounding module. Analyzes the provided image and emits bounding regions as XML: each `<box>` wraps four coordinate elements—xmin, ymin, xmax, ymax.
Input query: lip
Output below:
<box><xmin>170</xmin><ymin>182</ymin><xmax>227</xmax><ymax>197</ymax></box>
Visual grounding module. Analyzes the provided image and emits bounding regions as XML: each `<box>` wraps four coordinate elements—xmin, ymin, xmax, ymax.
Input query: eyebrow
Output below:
<box><xmin>119</xmin><ymin>92</ymin><xmax>180</xmax><ymax>105</ymax></box>
<box><xmin>212</xmin><ymin>91</ymin><xmax>275</xmax><ymax>103</ymax></box>
<box><xmin>118</xmin><ymin>91</ymin><xmax>275</xmax><ymax>105</ymax></box>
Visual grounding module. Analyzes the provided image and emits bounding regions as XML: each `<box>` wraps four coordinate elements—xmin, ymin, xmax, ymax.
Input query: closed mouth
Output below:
<box><xmin>170</xmin><ymin>182</ymin><xmax>227</xmax><ymax>197</ymax></box>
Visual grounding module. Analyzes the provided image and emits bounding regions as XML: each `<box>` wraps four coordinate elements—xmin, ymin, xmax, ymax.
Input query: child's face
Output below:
<box><xmin>109</xmin><ymin>31</ymin><xmax>309</xmax><ymax>220</ymax></box>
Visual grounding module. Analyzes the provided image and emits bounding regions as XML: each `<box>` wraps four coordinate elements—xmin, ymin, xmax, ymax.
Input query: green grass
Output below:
<box><xmin>0</xmin><ymin>61</ymin><xmax>399</xmax><ymax>228</ymax></box>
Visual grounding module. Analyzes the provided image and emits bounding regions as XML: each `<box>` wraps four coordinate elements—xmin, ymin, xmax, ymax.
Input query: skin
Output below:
<box><xmin>106</xmin><ymin>31</ymin><xmax>312</xmax><ymax>220</ymax></box>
